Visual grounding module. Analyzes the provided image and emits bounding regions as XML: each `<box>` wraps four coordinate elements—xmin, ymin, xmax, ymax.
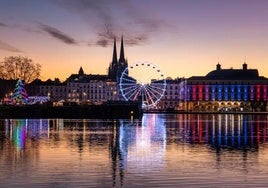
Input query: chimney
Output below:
<box><xmin>216</xmin><ymin>63</ymin><xmax>221</xmax><ymax>70</ymax></box>
<box><xmin>243</xmin><ymin>62</ymin><xmax>247</xmax><ymax>70</ymax></box>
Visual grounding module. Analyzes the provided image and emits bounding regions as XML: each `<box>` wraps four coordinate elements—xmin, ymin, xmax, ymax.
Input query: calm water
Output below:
<box><xmin>1</xmin><ymin>114</ymin><xmax>268</xmax><ymax>187</ymax></box>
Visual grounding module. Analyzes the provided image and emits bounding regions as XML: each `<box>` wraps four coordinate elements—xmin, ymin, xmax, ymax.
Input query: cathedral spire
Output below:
<box><xmin>108</xmin><ymin>37</ymin><xmax>118</xmax><ymax>80</ymax></box>
<box><xmin>112</xmin><ymin>37</ymin><xmax>117</xmax><ymax>63</ymax></box>
<box><xmin>119</xmin><ymin>35</ymin><xmax>125</xmax><ymax>63</ymax></box>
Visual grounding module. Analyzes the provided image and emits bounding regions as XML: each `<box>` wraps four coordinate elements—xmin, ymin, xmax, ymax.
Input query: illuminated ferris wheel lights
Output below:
<box><xmin>119</xmin><ymin>62</ymin><xmax>166</xmax><ymax>109</ymax></box>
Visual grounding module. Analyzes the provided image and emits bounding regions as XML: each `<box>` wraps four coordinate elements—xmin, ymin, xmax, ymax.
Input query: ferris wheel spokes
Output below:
<box><xmin>147</xmin><ymin>85</ymin><xmax>165</xmax><ymax>97</ymax></box>
<box><xmin>143</xmin><ymin>86</ymin><xmax>157</xmax><ymax>106</ymax></box>
<box><xmin>144</xmin><ymin>86</ymin><xmax>160</xmax><ymax>102</ymax></box>
<box><xmin>119</xmin><ymin>62</ymin><xmax>166</xmax><ymax>109</ymax></box>
<box><xmin>121</xmin><ymin>85</ymin><xmax>140</xmax><ymax>99</ymax></box>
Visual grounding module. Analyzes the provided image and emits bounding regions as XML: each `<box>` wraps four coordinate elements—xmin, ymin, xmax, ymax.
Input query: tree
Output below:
<box><xmin>12</xmin><ymin>79</ymin><xmax>29</xmax><ymax>104</ymax></box>
<box><xmin>0</xmin><ymin>56</ymin><xmax>41</xmax><ymax>83</ymax></box>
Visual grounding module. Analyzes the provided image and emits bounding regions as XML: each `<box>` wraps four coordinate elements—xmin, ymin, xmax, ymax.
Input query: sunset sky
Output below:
<box><xmin>1</xmin><ymin>0</ymin><xmax>268</xmax><ymax>81</ymax></box>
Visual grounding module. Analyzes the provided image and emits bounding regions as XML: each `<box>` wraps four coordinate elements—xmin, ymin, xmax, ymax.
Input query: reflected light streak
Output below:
<box><xmin>5</xmin><ymin>119</ymin><xmax>49</xmax><ymax>151</ymax></box>
<box><xmin>119</xmin><ymin>114</ymin><xmax>166</xmax><ymax>169</ymax></box>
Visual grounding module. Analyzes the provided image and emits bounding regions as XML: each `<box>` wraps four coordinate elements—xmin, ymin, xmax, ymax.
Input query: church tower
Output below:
<box><xmin>108</xmin><ymin>36</ymin><xmax>128</xmax><ymax>81</ymax></box>
<box><xmin>117</xmin><ymin>36</ymin><xmax>128</xmax><ymax>80</ymax></box>
<box><xmin>108</xmin><ymin>37</ymin><xmax>118</xmax><ymax>80</ymax></box>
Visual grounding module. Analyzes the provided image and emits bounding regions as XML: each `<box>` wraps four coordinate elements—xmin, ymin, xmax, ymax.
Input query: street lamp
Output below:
<box><xmin>83</xmin><ymin>92</ymin><xmax>87</xmax><ymax>103</ymax></box>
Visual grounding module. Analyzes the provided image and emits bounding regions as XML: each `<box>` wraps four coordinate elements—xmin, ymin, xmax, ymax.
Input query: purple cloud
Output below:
<box><xmin>50</xmin><ymin>0</ymin><xmax>166</xmax><ymax>47</ymax></box>
<box><xmin>39</xmin><ymin>23</ymin><xmax>77</xmax><ymax>45</ymax></box>
<box><xmin>0</xmin><ymin>40</ymin><xmax>23</xmax><ymax>53</ymax></box>
<box><xmin>0</xmin><ymin>22</ymin><xmax>8</xmax><ymax>27</ymax></box>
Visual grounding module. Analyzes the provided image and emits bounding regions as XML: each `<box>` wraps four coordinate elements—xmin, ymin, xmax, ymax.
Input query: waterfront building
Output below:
<box><xmin>27</xmin><ymin>78</ymin><xmax>66</xmax><ymax>103</ymax></box>
<box><xmin>157</xmin><ymin>78</ymin><xmax>182</xmax><ymax>110</ymax></box>
<box><xmin>87</xmin><ymin>76</ymin><xmax>118</xmax><ymax>104</ymax></box>
<box><xmin>65</xmin><ymin>67</ymin><xmax>118</xmax><ymax>104</ymax></box>
<box><xmin>27</xmin><ymin>69</ymin><xmax>118</xmax><ymax>105</ymax></box>
<box><xmin>179</xmin><ymin>63</ymin><xmax>268</xmax><ymax>112</ymax></box>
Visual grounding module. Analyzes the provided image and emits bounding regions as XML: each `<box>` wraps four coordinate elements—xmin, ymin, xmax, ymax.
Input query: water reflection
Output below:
<box><xmin>0</xmin><ymin>114</ymin><xmax>268</xmax><ymax>187</ymax></box>
<box><xmin>111</xmin><ymin>114</ymin><xmax>166</xmax><ymax>186</ymax></box>
<box><xmin>4</xmin><ymin>119</ymin><xmax>49</xmax><ymax>151</ymax></box>
<box><xmin>167</xmin><ymin>114</ymin><xmax>268</xmax><ymax>151</ymax></box>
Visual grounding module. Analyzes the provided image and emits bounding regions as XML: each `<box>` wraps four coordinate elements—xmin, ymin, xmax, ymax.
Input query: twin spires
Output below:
<box><xmin>108</xmin><ymin>36</ymin><xmax>128</xmax><ymax>80</ymax></box>
<box><xmin>112</xmin><ymin>36</ymin><xmax>125</xmax><ymax>64</ymax></box>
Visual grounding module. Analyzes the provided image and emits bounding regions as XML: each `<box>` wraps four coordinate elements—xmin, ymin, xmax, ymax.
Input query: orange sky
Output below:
<box><xmin>1</xmin><ymin>0</ymin><xmax>268</xmax><ymax>81</ymax></box>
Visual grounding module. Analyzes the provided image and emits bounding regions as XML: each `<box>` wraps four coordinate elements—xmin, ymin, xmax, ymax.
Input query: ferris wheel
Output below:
<box><xmin>119</xmin><ymin>62</ymin><xmax>166</xmax><ymax>109</ymax></box>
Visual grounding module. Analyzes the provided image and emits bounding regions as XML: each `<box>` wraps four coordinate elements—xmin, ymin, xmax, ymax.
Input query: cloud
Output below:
<box><xmin>96</xmin><ymin>39</ymin><xmax>109</xmax><ymax>47</ymax></box>
<box><xmin>0</xmin><ymin>40</ymin><xmax>23</xmax><ymax>53</ymax></box>
<box><xmin>51</xmin><ymin>0</ymin><xmax>167</xmax><ymax>47</ymax></box>
<box><xmin>95</xmin><ymin>23</ymin><xmax>116</xmax><ymax>47</ymax></box>
<box><xmin>0</xmin><ymin>22</ymin><xmax>8</xmax><ymax>27</ymax></box>
<box><xmin>39</xmin><ymin>23</ymin><xmax>77</xmax><ymax>45</ymax></box>
<box><xmin>125</xmin><ymin>34</ymin><xmax>148</xmax><ymax>46</ymax></box>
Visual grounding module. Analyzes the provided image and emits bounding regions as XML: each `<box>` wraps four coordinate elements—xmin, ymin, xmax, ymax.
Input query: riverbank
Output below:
<box><xmin>0</xmin><ymin>102</ymin><xmax>141</xmax><ymax>119</ymax></box>
<box><xmin>144</xmin><ymin>109</ymin><xmax>268</xmax><ymax>115</ymax></box>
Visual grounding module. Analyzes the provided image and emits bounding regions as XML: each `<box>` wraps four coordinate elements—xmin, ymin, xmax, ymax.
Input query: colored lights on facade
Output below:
<box><xmin>185</xmin><ymin>84</ymin><xmax>268</xmax><ymax>101</ymax></box>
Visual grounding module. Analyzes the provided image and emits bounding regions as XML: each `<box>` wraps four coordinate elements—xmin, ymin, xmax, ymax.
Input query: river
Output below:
<box><xmin>0</xmin><ymin>113</ymin><xmax>268</xmax><ymax>187</ymax></box>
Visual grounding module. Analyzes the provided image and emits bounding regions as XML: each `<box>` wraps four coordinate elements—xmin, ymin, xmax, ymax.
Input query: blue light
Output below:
<box><xmin>237</xmin><ymin>85</ymin><xmax>241</xmax><ymax>101</ymax></box>
<box><xmin>231</xmin><ymin>85</ymin><xmax>235</xmax><ymax>101</ymax></box>
<box><xmin>243</xmin><ymin>85</ymin><xmax>248</xmax><ymax>101</ymax></box>
<box><xmin>217</xmin><ymin>85</ymin><xmax>223</xmax><ymax>100</ymax></box>
<box><xmin>224</xmin><ymin>85</ymin><xmax>228</xmax><ymax>100</ymax></box>
<box><xmin>187</xmin><ymin>85</ymin><xmax>191</xmax><ymax>101</ymax></box>
<box><xmin>211</xmin><ymin>85</ymin><xmax>216</xmax><ymax>100</ymax></box>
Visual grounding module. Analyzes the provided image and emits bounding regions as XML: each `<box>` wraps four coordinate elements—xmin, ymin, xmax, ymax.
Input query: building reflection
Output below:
<box><xmin>168</xmin><ymin>114</ymin><xmax>268</xmax><ymax>151</ymax></box>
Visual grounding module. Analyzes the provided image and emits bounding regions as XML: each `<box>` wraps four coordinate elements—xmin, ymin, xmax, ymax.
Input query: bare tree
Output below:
<box><xmin>0</xmin><ymin>56</ymin><xmax>41</xmax><ymax>83</ymax></box>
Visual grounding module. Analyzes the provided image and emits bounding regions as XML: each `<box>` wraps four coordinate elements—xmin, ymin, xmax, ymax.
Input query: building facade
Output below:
<box><xmin>179</xmin><ymin>63</ymin><xmax>268</xmax><ymax>112</ymax></box>
<box><xmin>157</xmin><ymin>78</ymin><xmax>182</xmax><ymax>110</ymax></box>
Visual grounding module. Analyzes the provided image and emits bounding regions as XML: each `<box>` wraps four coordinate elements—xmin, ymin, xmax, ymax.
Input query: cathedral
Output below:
<box><xmin>108</xmin><ymin>36</ymin><xmax>128</xmax><ymax>81</ymax></box>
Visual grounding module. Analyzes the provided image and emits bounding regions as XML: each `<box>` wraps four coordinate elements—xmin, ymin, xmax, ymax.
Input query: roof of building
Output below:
<box><xmin>188</xmin><ymin>63</ymin><xmax>268</xmax><ymax>81</ymax></box>
<box><xmin>28</xmin><ymin>78</ymin><xmax>66</xmax><ymax>86</ymax></box>
<box><xmin>205</xmin><ymin>69</ymin><xmax>259</xmax><ymax>80</ymax></box>
<box><xmin>65</xmin><ymin>74</ymin><xmax>109</xmax><ymax>83</ymax></box>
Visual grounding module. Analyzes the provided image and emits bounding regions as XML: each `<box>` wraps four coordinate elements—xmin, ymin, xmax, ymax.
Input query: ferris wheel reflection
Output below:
<box><xmin>118</xmin><ymin>114</ymin><xmax>166</xmax><ymax>169</ymax></box>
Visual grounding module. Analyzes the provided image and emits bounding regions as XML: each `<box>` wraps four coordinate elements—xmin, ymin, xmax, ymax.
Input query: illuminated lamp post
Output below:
<box><xmin>83</xmin><ymin>92</ymin><xmax>87</xmax><ymax>104</ymax></box>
